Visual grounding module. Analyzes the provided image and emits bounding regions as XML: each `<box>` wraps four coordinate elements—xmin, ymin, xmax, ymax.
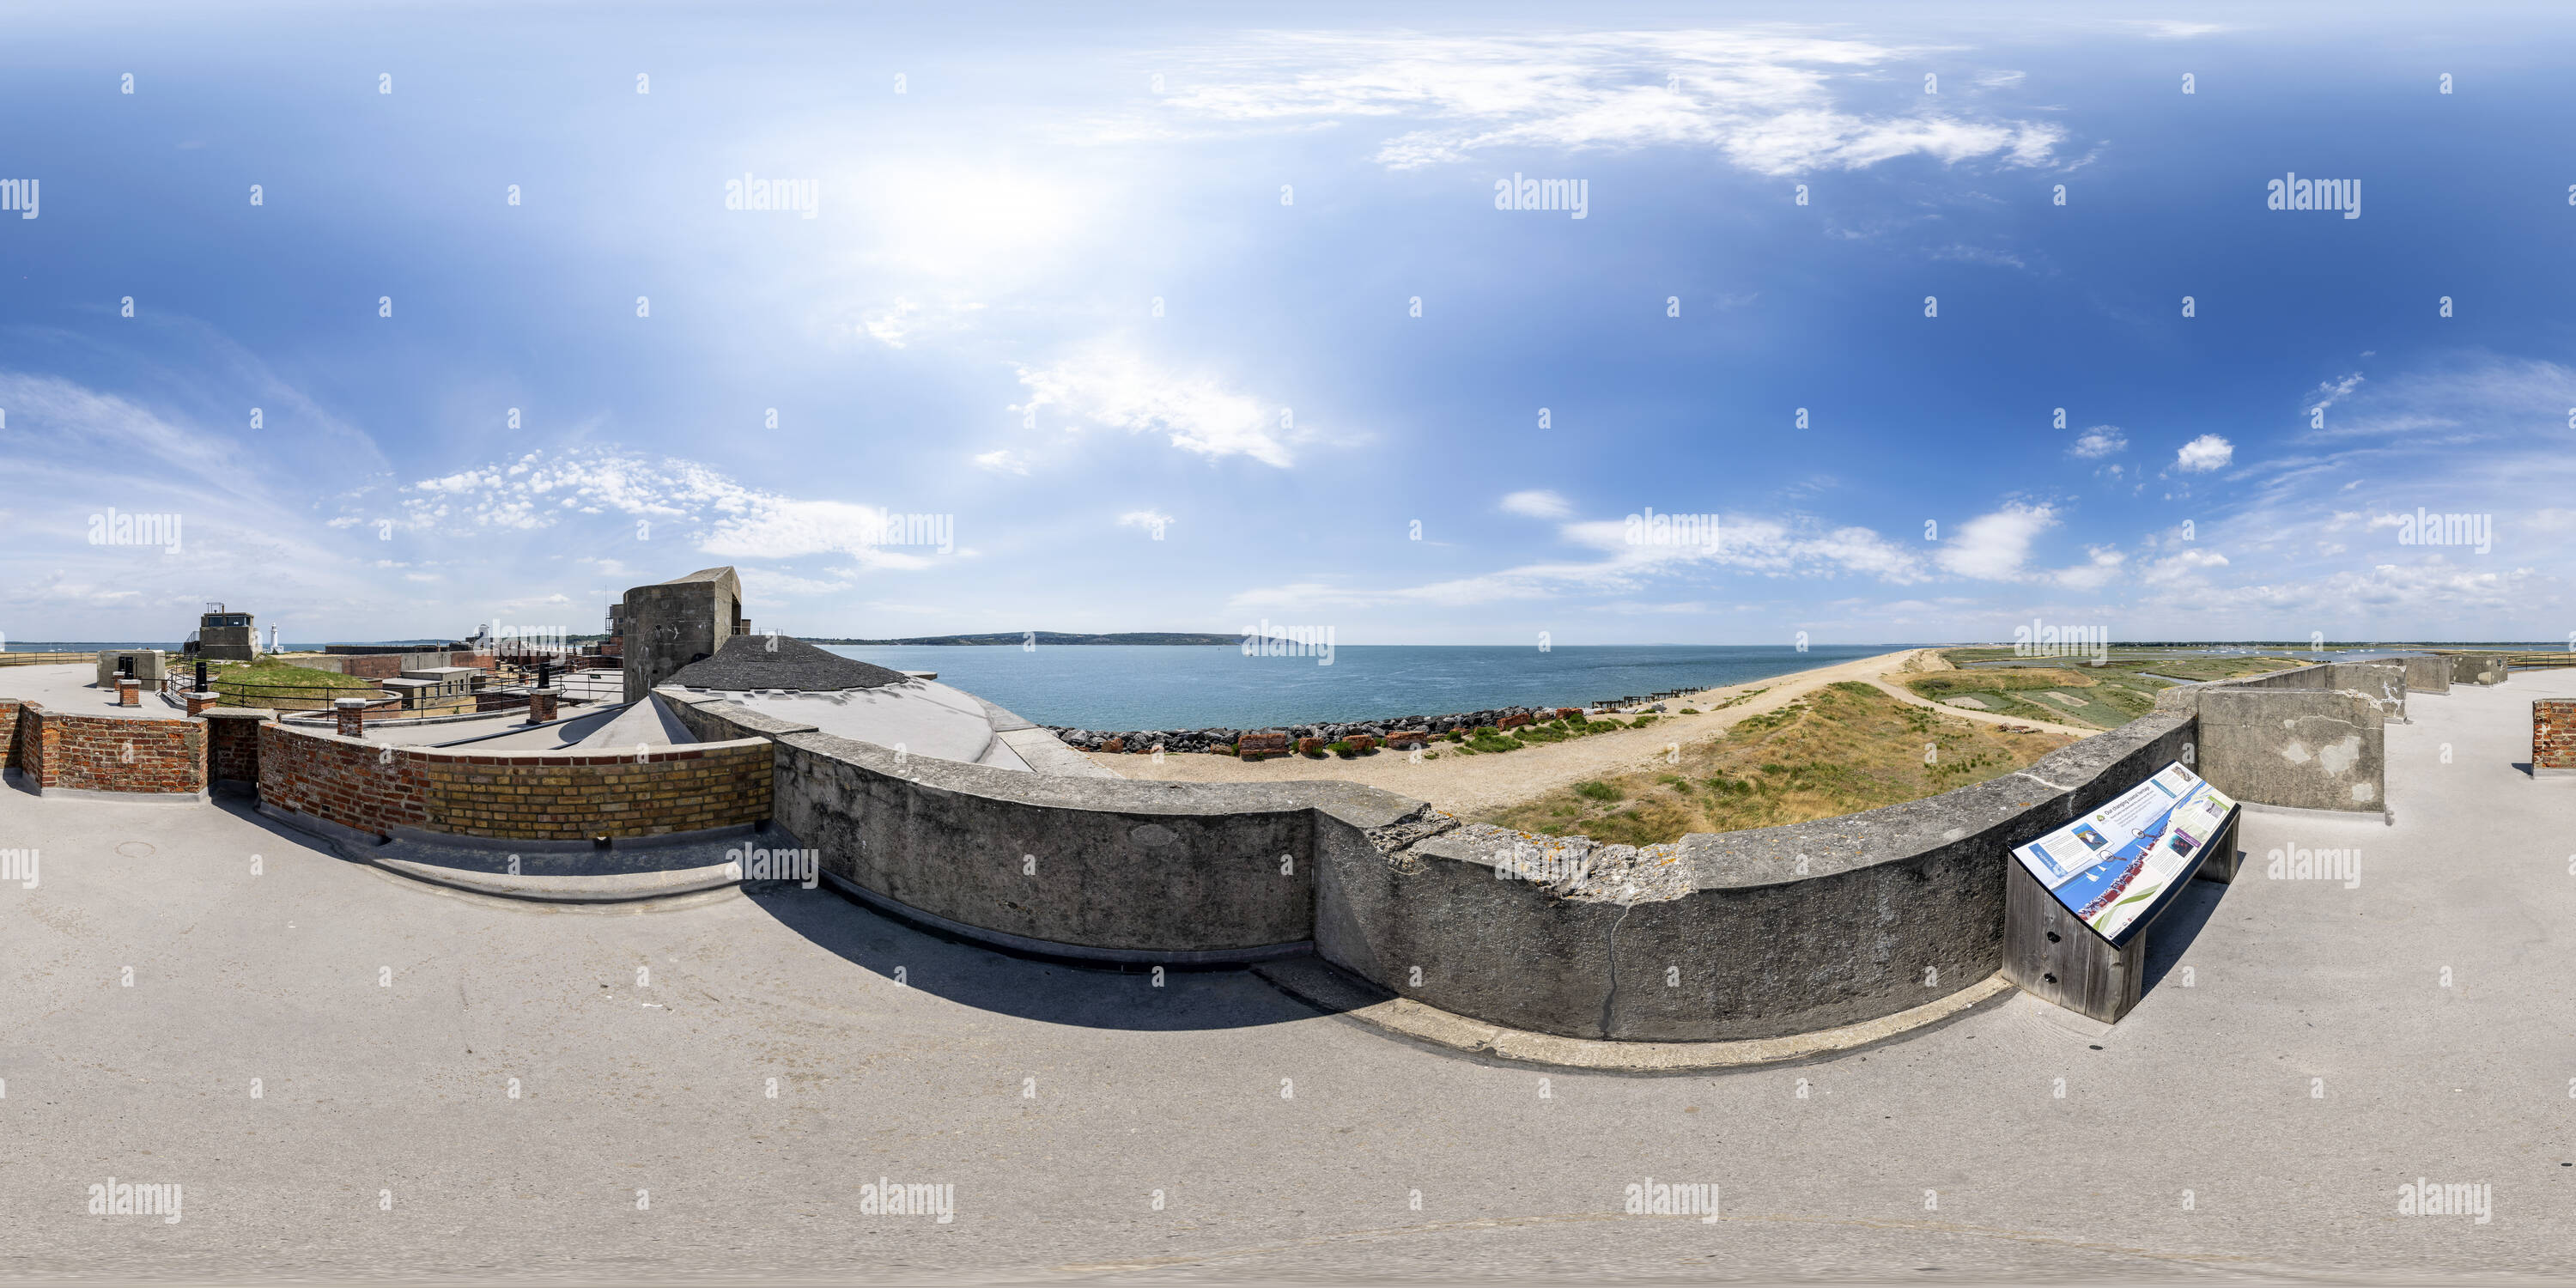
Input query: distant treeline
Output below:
<box><xmin>808</xmin><ymin>631</ymin><xmax>1241</xmax><ymax>647</ymax></box>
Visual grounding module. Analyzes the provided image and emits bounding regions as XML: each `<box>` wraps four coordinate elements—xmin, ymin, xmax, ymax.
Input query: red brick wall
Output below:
<box><xmin>207</xmin><ymin>713</ymin><xmax>267</xmax><ymax>787</ymax></box>
<box><xmin>258</xmin><ymin>723</ymin><xmax>772</xmax><ymax>841</ymax></box>
<box><xmin>0</xmin><ymin>701</ymin><xmax>205</xmax><ymax>795</ymax></box>
<box><xmin>2537</xmin><ymin>700</ymin><xmax>2576</xmax><ymax>770</ymax></box>
<box><xmin>337</xmin><ymin>654</ymin><xmax>410</xmax><ymax>681</ymax></box>
<box><xmin>0</xmin><ymin>697</ymin><xmax>21</xmax><ymax>771</ymax></box>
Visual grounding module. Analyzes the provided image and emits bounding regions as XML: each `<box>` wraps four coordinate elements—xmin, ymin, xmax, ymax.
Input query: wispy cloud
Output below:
<box><xmin>2069</xmin><ymin>426</ymin><xmax>2127</xmax><ymax>459</ymax></box>
<box><xmin>1131</xmin><ymin>30</ymin><xmax>2067</xmax><ymax>176</ymax></box>
<box><xmin>1499</xmin><ymin>489</ymin><xmax>1572</xmax><ymax>519</ymax></box>
<box><xmin>1012</xmin><ymin>343</ymin><xmax>1298</xmax><ymax>467</ymax></box>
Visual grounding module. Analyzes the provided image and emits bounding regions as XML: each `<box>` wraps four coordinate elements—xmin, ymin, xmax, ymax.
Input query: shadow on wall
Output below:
<box><xmin>745</xmin><ymin>884</ymin><xmax>1323</xmax><ymax>1033</ymax></box>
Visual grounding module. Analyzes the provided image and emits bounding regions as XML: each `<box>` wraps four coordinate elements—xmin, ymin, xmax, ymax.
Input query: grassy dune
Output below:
<box><xmin>1479</xmin><ymin>680</ymin><xmax>2076</xmax><ymax>847</ymax></box>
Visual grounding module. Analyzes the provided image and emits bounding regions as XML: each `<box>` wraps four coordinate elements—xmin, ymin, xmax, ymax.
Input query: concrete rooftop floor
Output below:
<box><xmin>0</xmin><ymin>671</ymin><xmax>2570</xmax><ymax>1282</ymax></box>
<box><xmin>0</xmin><ymin>662</ymin><xmax>191</xmax><ymax>720</ymax></box>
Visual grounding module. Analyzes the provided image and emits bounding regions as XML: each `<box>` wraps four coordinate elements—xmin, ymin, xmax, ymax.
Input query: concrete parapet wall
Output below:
<box><xmin>2403</xmin><ymin>656</ymin><xmax>2451</xmax><ymax>696</ymax></box>
<box><xmin>1315</xmin><ymin>713</ymin><xmax>2196</xmax><ymax>1042</ymax></box>
<box><xmin>648</xmin><ymin>669</ymin><xmax>2391</xmax><ymax>1042</ymax></box>
<box><xmin>2450</xmin><ymin>654</ymin><xmax>2511</xmax><ymax>686</ymax></box>
<box><xmin>2192</xmin><ymin>688</ymin><xmax>2385</xmax><ymax>812</ymax></box>
<box><xmin>256</xmin><ymin>721</ymin><xmax>771</xmax><ymax>841</ymax></box>
<box><xmin>2153</xmin><ymin>662</ymin><xmax>2392</xmax><ymax>813</ymax></box>
<box><xmin>666</xmin><ymin>691</ymin><xmax>1417</xmax><ymax>957</ymax></box>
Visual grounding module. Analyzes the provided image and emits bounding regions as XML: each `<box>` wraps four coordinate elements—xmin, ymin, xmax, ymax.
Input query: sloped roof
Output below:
<box><xmin>663</xmin><ymin>633</ymin><xmax>908</xmax><ymax>692</ymax></box>
<box><xmin>662</xmin><ymin>566</ymin><xmax>739</xmax><ymax>586</ymax></box>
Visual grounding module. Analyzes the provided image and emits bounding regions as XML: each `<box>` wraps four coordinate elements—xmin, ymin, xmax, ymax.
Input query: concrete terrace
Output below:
<box><xmin>0</xmin><ymin>662</ymin><xmax>193</xmax><ymax>719</ymax></box>
<box><xmin>0</xmin><ymin>671</ymin><xmax>2570</xmax><ymax>1280</ymax></box>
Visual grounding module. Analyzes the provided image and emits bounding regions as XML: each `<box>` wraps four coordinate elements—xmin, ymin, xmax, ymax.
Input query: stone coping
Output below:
<box><xmin>663</xmin><ymin>690</ymin><xmax>1425</xmax><ymax>830</ymax></box>
<box><xmin>267</xmin><ymin>718</ymin><xmax>769</xmax><ymax>765</ymax></box>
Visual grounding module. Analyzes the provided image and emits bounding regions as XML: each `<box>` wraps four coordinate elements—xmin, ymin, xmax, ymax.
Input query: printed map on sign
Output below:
<box><xmin>2012</xmin><ymin>762</ymin><xmax>2238</xmax><ymax>943</ymax></box>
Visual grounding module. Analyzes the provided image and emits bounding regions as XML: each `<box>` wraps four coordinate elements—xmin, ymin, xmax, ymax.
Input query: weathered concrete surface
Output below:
<box><xmin>1315</xmin><ymin>714</ymin><xmax>2196</xmax><ymax>1042</ymax></box>
<box><xmin>4</xmin><ymin>670</ymin><xmax>2574</xmax><ymax>1282</ymax></box>
<box><xmin>669</xmin><ymin>693</ymin><xmax>1420</xmax><ymax>957</ymax></box>
<box><xmin>2192</xmin><ymin>688</ymin><xmax>2386</xmax><ymax>814</ymax></box>
<box><xmin>619</xmin><ymin>567</ymin><xmax>744</xmax><ymax>702</ymax></box>
<box><xmin>2404</xmin><ymin>654</ymin><xmax>2452</xmax><ymax>696</ymax></box>
<box><xmin>2450</xmin><ymin>653</ymin><xmax>2512</xmax><ymax>686</ymax></box>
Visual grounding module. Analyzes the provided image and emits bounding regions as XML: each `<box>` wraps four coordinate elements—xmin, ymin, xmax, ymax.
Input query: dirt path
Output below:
<box><xmin>1857</xmin><ymin>675</ymin><xmax>2098</xmax><ymax>738</ymax></box>
<box><xmin>1082</xmin><ymin>648</ymin><xmax>2017</xmax><ymax>817</ymax></box>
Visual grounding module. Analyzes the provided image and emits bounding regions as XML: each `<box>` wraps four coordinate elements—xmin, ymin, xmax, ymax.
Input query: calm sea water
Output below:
<box><xmin>823</xmin><ymin>643</ymin><xmax>1912</xmax><ymax>730</ymax></box>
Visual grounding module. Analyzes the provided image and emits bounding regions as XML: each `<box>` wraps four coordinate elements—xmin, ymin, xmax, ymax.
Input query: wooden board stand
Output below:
<box><xmin>2002</xmin><ymin>808</ymin><xmax>2239</xmax><ymax>1024</ymax></box>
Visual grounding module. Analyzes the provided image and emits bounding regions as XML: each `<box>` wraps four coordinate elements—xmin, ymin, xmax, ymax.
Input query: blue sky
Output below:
<box><xmin>3</xmin><ymin>2</ymin><xmax>2572</xmax><ymax>645</ymax></box>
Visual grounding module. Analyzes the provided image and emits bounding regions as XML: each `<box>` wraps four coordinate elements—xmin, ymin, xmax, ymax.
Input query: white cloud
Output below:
<box><xmin>1936</xmin><ymin>501</ymin><xmax>2056</xmax><ymax>580</ymax></box>
<box><xmin>1013</xmin><ymin>344</ymin><xmax>1296</xmax><ymax>467</ymax></box>
<box><xmin>1973</xmin><ymin>70</ymin><xmax>2027</xmax><ymax>88</ymax></box>
<box><xmin>1117</xmin><ymin>509</ymin><xmax>1174</xmax><ymax>531</ymax></box>
<box><xmin>400</xmin><ymin>448</ymin><xmax>938</xmax><ymax>569</ymax></box>
<box><xmin>1499</xmin><ymin>489</ymin><xmax>1572</xmax><ymax>519</ymax></box>
<box><xmin>2176</xmin><ymin>434</ymin><xmax>2234</xmax><ymax>472</ymax></box>
<box><xmin>2051</xmin><ymin>545</ymin><xmax>2127</xmax><ymax>591</ymax></box>
<box><xmin>1138</xmin><ymin>31</ymin><xmax>2066</xmax><ymax>177</ymax></box>
<box><xmin>699</xmin><ymin>498</ymin><xmax>940</xmax><ymax>568</ymax></box>
<box><xmin>2069</xmin><ymin>426</ymin><xmax>2127</xmax><ymax>459</ymax></box>
<box><xmin>973</xmin><ymin>449</ymin><xmax>1030</xmax><ymax>476</ymax></box>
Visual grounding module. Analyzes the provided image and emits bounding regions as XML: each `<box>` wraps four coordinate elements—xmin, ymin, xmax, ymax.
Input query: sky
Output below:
<box><xmin>3</xmin><ymin>1</ymin><xmax>2573</xmax><ymax>646</ymax></box>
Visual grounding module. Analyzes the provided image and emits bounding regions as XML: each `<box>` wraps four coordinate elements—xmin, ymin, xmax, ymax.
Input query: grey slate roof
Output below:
<box><xmin>663</xmin><ymin>633</ymin><xmax>908</xmax><ymax>692</ymax></box>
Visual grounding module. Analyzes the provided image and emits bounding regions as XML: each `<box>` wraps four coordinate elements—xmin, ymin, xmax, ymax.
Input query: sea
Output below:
<box><xmin>819</xmin><ymin>642</ymin><xmax>1911</xmax><ymax>731</ymax></box>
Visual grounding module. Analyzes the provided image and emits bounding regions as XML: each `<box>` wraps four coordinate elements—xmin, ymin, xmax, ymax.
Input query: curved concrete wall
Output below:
<box><xmin>665</xmin><ymin>692</ymin><xmax>1421</xmax><ymax>961</ymax></box>
<box><xmin>1316</xmin><ymin>713</ymin><xmax>2195</xmax><ymax>1042</ymax></box>
<box><xmin>663</xmin><ymin>665</ymin><xmax>2394</xmax><ymax>1043</ymax></box>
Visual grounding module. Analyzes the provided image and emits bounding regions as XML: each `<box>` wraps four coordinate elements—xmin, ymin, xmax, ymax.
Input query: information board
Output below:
<box><xmin>2011</xmin><ymin>761</ymin><xmax>2237</xmax><ymax>945</ymax></box>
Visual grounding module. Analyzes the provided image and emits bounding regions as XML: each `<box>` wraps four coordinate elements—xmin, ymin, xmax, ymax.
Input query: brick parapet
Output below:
<box><xmin>256</xmin><ymin>722</ymin><xmax>771</xmax><ymax>841</ymax></box>
<box><xmin>0</xmin><ymin>698</ymin><xmax>206</xmax><ymax>795</ymax></box>
<box><xmin>2537</xmin><ymin>700</ymin><xmax>2576</xmax><ymax>771</ymax></box>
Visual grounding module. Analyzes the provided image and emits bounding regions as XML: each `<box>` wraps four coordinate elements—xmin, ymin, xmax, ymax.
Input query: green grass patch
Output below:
<box><xmin>1482</xmin><ymin>680</ymin><xmax>2074</xmax><ymax>847</ymax></box>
